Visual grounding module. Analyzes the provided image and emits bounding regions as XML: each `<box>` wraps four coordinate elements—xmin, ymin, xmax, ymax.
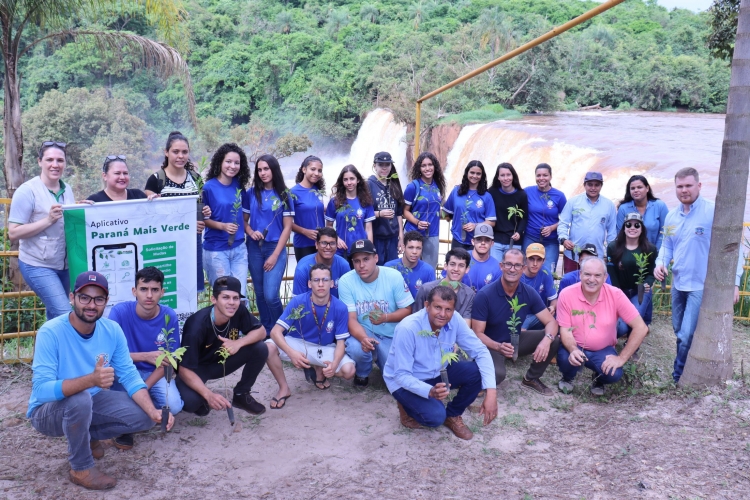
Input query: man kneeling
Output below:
<box><xmin>383</xmin><ymin>286</ymin><xmax>497</xmax><ymax>440</ymax></box>
<box><xmin>266</xmin><ymin>264</ymin><xmax>355</xmax><ymax>407</ymax></box>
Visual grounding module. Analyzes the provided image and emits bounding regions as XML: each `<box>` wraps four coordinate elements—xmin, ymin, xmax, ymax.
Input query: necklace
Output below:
<box><xmin>211</xmin><ymin>307</ymin><xmax>230</xmax><ymax>339</ymax></box>
<box><xmin>310</xmin><ymin>296</ymin><xmax>331</xmax><ymax>359</ymax></box>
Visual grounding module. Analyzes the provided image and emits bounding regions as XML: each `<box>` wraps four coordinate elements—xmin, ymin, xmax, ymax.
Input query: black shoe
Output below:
<box><xmin>353</xmin><ymin>376</ymin><xmax>369</xmax><ymax>389</ymax></box>
<box><xmin>113</xmin><ymin>433</ymin><xmax>133</xmax><ymax>450</ymax></box>
<box><xmin>232</xmin><ymin>392</ymin><xmax>266</xmax><ymax>415</ymax></box>
<box><xmin>194</xmin><ymin>402</ymin><xmax>210</xmax><ymax>416</ymax></box>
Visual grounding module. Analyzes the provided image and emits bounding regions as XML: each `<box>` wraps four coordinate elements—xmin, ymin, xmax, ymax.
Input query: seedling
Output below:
<box><xmin>335</xmin><ymin>203</ymin><xmax>360</xmax><ymax>232</ymax></box>
<box><xmin>658</xmin><ymin>225</ymin><xmax>677</xmax><ymax>291</ymax></box>
<box><xmin>153</xmin><ymin>314</ymin><xmax>187</xmax><ymax>432</ymax></box>
<box><xmin>260</xmin><ymin>189</ymin><xmax>292</xmax><ymax>241</ymax></box>
<box><xmin>571</xmin><ymin>309</ymin><xmax>597</xmax><ymax>365</ymax></box>
<box><xmin>411</xmin><ymin>182</ymin><xmax>442</xmax><ymax>233</ymax></box>
<box><xmin>312</xmin><ymin>188</ymin><xmax>326</xmax><ymax>229</ymax></box>
<box><xmin>439</xmin><ymin>279</ymin><xmax>460</xmax><ymax>290</ymax></box>
<box><xmin>460</xmin><ymin>197</ymin><xmax>474</xmax><ymax>241</ymax></box>
<box><xmin>217</xmin><ymin>346</ymin><xmax>234</xmax><ymax>425</ymax></box>
<box><xmin>227</xmin><ymin>187</ymin><xmax>243</xmax><ymax>246</ymax></box>
<box><xmin>571</xmin><ymin>208</ymin><xmax>586</xmax><ymax>217</ymax></box>
<box><xmin>507</xmin><ymin>205</ymin><xmax>525</xmax><ymax>249</ymax></box>
<box><xmin>416</xmin><ymin>329</ymin><xmax>459</xmax><ymax>388</ymax></box>
<box><xmin>506</xmin><ymin>296</ymin><xmax>526</xmax><ymax>361</ymax></box>
<box><xmin>633</xmin><ymin>252</ymin><xmax>652</xmax><ymax>304</ymax></box>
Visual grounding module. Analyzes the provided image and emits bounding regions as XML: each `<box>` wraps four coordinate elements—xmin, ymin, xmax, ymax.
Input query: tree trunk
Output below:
<box><xmin>679</xmin><ymin>0</ymin><xmax>750</xmax><ymax>387</ymax></box>
<box><xmin>3</xmin><ymin>52</ymin><xmax>25</xmax><ymax>198</ymax></box>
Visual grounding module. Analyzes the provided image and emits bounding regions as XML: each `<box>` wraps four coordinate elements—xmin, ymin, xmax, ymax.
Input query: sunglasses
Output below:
<box><xmin>105</xmin><ymin>155</ymin><xmax>127</xmax><ymax>162</ymax></box>
<box><xmin>624</xmin><ymin>222</ymin><xmax>642</xmax><ymax>229</ymax></box>
<box><xmin>41</xmin><ymin>141</ymin><xmax>67</xmax><ymax>149</ymax></box>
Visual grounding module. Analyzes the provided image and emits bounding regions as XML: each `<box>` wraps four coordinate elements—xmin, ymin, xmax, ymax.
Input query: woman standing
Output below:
<box><xmin>325</xmin><ymin>165</ymin><xmax>375</xmax><ymax>258</ymax></box>
<box><xmin>144</xmin><ymin>131</ymin><xmax>210</xmax><ymax>292</ymax></box>
<box><xmin>443</xmin><ymin>160</ymin><xmax>496</xmax><ymax>250</ymax></box>
<box><xmin>523</xmin><ymin>163</ymin><xmax>566</xmax><ymax>273</ymax></box>
<box><xmin>8</xmin><ymin>141</ymin><xmax>77</xmax><ymax>320</ymax></box>
<box><xmin>202</xmin><ymin>143</ymin><xmax>251</xmax><ymax>288</ymax></box>
<box><xmin>403</xmin><ymin>152</ymin><xmax>445</xmax><ymax>269</ymax></box>
<box><xmin>244</xmin><ymin>154</ymin><xmax>294</xmax><ymax>332</ymax></box>
<box><xmin>290</xmin><ymin>155</ymin><xmax>326</xmax><ymax>262</ymax></box>
<box><xmin>488</xmin><ymin>162</ymin><xmax>528</xmax><ymax>262</ymax></box>
<box><xmin>607</xmin><ymin>213</ymin><xmax>657</xmax><ymax>339</ymax></box>
<box><xmin>87</xmin><ymin>156</ymin><xmax>147</xmax><ymax>202</ymax></box>
<box><xmin>367</xmin><ymin>151</ymin><xmax>404</xmax><ymax>265</ymax></box>
<box><xmin>616</xmin><ymin>175</ymin><xmax>669</xmax><ymax>252</ymax></box>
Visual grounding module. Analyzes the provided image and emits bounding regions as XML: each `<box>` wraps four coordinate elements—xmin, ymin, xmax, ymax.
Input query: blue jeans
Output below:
<box><xmin>247</xmin><ymin>239</ymin><xmax>286</xmax><ymax>333</ymax></box>
<box><xmin>391</xmin><ymin>360</ymin><xmax>483</xmax><ymax>426</ymax></box>
<box><xmin>671</xmin><ymin>288</ymin><xmax>704</xmax><ymax>382</ymax></box>
<box><xmin>616</xmin><ymin>291</ymin><xmax>653</xmax><ymax>337</ymax></box>
<box><xmin>113</xmin><ymin>369</ymin><xmax>184</xmax><ymax>414</ymax></box>
<box><xmin>345</xmin><ymin>334</ymin><xmax>393</xmax><ymax>378</ymax></box>
<box><xmin>522</xmin><ymin>314</ymin><xmax>544</xmax><ymax>331</ymax></box>
<box><xmin>421</xmin><ymin>236</ymin><xmax>439</xmax><ymax>269</ymax></box>
<box><xmin>522</xmin><ymin>235</ymin><xmax>560</xmax><ymax>274</ymax></box>
<box><xmin>375</xmin><ymin>236</ymin><xmax>399</xmax><ymax>266</ymax></box>
<box><xmin>557</xmin><ymin>344</ymin><xmax>624</xmax><ymax>385</ymax></box>
<box><xmin>203</xmin><ymin>246</ymin><xmax>248</xmax><ymax>289</ymax></box>
<box><xmin>491</xmin><ymin>242</ymin><xmax>512</xmax><ymax>262</ymax></box>
<box><xmin>30</xmin><ymin>390</ymin><xmax>154</xmax><ymax>471</ymax></box>
<box><xmin>18</xmin><ymin>261</ymin><xmax>70</xmax><ymax>320</ymax></box>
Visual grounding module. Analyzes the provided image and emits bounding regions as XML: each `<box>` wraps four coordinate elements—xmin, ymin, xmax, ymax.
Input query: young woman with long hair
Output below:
<box><xmin>366</xmin><ymin>151</ymin><xmax>404</xmax><ymax>265</ymax></box>
<box><xmin>325</xmin><ymin>165</ymin><xmax>375</xmax><ymax>258</ymax></box>
<box><xmin>244</xmin><ymin>154</ymin><xmax>294</xmax><ymax>332</ymax></box>
<box><xmin>443</xmin><ymin>160</ymin><xmax>496</xmax><ymax>250</ymax></box>
<box><xmin>403</xmin><ymin>152</ymin><xmax>446</xmax><ymax>268</ymax></box>
<box><xmin>488</xmin><ymin>162</ymin><xmax>528</xmax><ymax>262</ymax></box>
<box><xmin>291</xmin><ymin>155</ymin><xmax>326</xmax><ymax>262</ymax></box>
<box><xmin>616</xmin><ymin>175</ymin><xmax>669</xmax><ymax>252</ymax></box>
<box><xmin>523</xmin><ymin>163</ymin><xmax>566</xmax><ymax>273</ymax></box>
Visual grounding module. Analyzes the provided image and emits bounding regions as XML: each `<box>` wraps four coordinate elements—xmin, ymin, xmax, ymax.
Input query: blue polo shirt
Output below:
<box><xmin>324</xmin><ymin>197</ymin><xmax>376</xmax><ymax>258</ymax></box>
<box><xmin>403</xmin><ymin>179</ymin><xmax>442</xmax><ymax>237</ymax></box>
<box><xmin>443</xmin><ymin>187</ymin><xmax>497</xmax><ymax>245</ymax></box>
<box><xmin>524</xmin><ymin>186</ymin><xmax>567</xmax><ymax>243</ymax></box>
<box><xmin>472</xmin><ymin>280</ymin><xmax>546</xmax><ymax>343</ymax></box>
<box><xmin>385</xmin><ymin>258</ymin><xmax>436</xmax><ymax>299</ymax></box>
<box><xmin>519</xmin><ymin>265</ymin><xmax>558</xmax><ymax>304</ymax></box>
<box><xmin>557</xmin><ymin>193</ymin><xmax>616</xmax><ymax>262</ymax></box>
<box><xmin>243</xmin><ymin>188</ymin><xmax>295</xmax><ymax>242</ymax></box>
<box><xmin>292</xmin><ymin>253</ymin><xmax>351</xmax><ymax>298</ymax></box>
<box><xmin>290</xmin><ymin>184</ymin><xmax>325</xmax><ymax>248</ymax></box>
<box><xmin>276</xmin><ymin>292</ymin><xmax>349</xmax><ymax>345</ymax></box>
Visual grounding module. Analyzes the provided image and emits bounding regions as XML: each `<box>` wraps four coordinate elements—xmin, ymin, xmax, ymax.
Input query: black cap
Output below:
<box><xmin>373</xmin><ymin>152</ymin><xmax>394</xmax><ymax>164</ymax></box>
<box><xmin>578</xmin><ymin>243</ymin><xmax>598</xmax><ymax>258</ymax></box>
<box><xmin>348</xmin><ymin>239</ymin><xmax>377</xmax><ymax>258</ymax></box>
<box><xmin>213</xmin><ymin>276</ymin><xmax>246</xmax><ymax>298</ymax></box>
<box><xmin>583</xmin><ymin>172</ymin><xmax>603</xmax><ymax>183</ymax></box>
<box><xmin>74</xmin><ymin>271</ymin><xmax>109</xmax><ymax>294</ymax></box>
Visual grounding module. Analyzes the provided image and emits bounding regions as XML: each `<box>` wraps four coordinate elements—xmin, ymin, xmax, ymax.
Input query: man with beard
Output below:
<box><xmin>27</xmin><ymin>271</ymin><xmax>171</xmax><ymax>490</ymax></box>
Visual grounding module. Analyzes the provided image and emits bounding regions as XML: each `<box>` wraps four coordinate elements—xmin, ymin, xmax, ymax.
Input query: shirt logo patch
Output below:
<box><xmin>95</xmin><ymin>353</ymin><xmax>110</xmax><ymax>366</ymax></box>
<box><xmin>485</xmin><ymin>273</ymin><xmax>493</xmax><ymax>284</ymax></box>
<box><xmin>547</xmin><ymin>200</ymin><xmax>554</xmax><ymax>208</ymax></box>
<box><xmin>356</xmin><ymin>208</ymin><xmax>363</xmax><ymax>218</ymax></box>
<box><xmin>228</xmin><ymin>328</ymin><xmax>240</xmax><ymax>340</ymax></box>
<box><xmin>416</xmin><ymin>279</ymin><xmax>423</xmax><ymax>288</ymax></box>
<box><xmin>476</xmin><ymin>200</ymin><xmax>484</xmax><ymax>208</ymax></box>
<box><xmin>539</xmin><ymin>284</ymin><xmax>545</xmax><ymax>293</ymax></box>
<box><xmin>155</xmin><ymin>332</ymin><xmax>167</xmax><ymax>347</ymax></box>
<box><xmin>326</xmin><ymin>320</ymin><xmax>334</xmax><ymax>333</ymax></box>
<box><xmin>600</xmin><ymin>217</ymin><xmax>606</xmax><ymax>224</ymax></box>
<box><xmin>404</xmin><ymin>280</ymin><xmax>410</xmax><ymax>293</ymax></box>
<box><xmin>695</xmin><ymin>227</ymin><xmax>705</xmax><ymax>236</ymax></box>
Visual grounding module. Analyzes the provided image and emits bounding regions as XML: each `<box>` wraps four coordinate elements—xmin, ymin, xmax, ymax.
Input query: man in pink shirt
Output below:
<box><xmin>556</xmin><ymin>258</ymin><xmax>648</xmax><ymax>396</ymax></box>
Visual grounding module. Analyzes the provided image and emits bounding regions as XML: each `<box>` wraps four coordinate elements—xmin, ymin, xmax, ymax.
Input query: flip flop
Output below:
<box><xmin>314</xmin><ymin>378</ymin><xmax>330</xmax><ymax>390</ymax></box>
<box><xmin>270</xmin><ymin>395</ymin><xmax>291</xmax><ymax>409</ymax></box>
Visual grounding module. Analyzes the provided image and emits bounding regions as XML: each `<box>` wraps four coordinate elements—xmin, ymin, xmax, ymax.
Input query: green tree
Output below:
<box><xmin>359</xmin><ymin>3</ymin><xmax>378</xmax><ymax>23</ymax></box>
<box><xmin>407</xmin><ymin>1</ymin><xmax>431</xmax><ymax>30</ymax></box>
<box><xmin>327</xmin><ymin>8</ymin><xmax>349</xmax><ymax>39</ymax></box>
<box><xmin>276</xmin><ymin>10</ymin><xmax>294</xmax><ymax>34</ymax></box>
<box><xmin>707</xmin><ymin>0</ymin><xmax>740</xmax><ymax>60</ymax></box>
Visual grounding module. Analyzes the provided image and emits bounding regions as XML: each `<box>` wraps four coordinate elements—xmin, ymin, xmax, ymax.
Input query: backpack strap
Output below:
<box><xmin>156</xmin><ymin>168</ymin><xmax>166</xmax><ymax>192</ymax></box>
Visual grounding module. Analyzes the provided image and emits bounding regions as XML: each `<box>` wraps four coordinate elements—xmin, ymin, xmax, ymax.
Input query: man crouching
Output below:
<box><xmin>383</xmin><ymin>286</ymin><xmax>497</xmax><ymax>440</ymax></box>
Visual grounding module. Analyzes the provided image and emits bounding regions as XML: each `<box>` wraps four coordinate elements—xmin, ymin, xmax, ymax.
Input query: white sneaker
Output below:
<box><xmin>558</xmin><ymin>379</ymin><xmax>574</xmax><ymax>393</ymax></box>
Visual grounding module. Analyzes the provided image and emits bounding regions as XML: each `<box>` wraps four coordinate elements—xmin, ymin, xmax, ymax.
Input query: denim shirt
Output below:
<box><xmin>558</xmin><ymin>193</ymin><xmax>617</xmax><ymax>261</ymax></box>
<box><xmin>616</xmin><ymin>199</ymin><xmax>669</xmax><ymax>251</ymax></box>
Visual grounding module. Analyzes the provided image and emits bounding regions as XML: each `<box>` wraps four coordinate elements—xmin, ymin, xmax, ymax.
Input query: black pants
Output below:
<box><xmin>293</xmin><ymin>245</ymin><xmax>317</xmax><ymax>262</ymax></box>
<box><xmin>490</xmin><ymin>330</ymin><xmax>560</xmax><ymax>384</ymax></box>
<box><xmin>177</xmin><ymin>341</ymin><xmax>268</xmax><ymax>414</ymax></box>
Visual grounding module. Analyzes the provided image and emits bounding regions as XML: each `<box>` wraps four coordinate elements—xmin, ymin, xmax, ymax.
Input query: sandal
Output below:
<box><xmin>270</xmin><ymin>394</ymin><xmax>291</xmax><ymax>409</ymax></box>
<box><xmin>314</xmin><ymin>377</ymin><xmax>330</xmax><ymax>390</ymax></box>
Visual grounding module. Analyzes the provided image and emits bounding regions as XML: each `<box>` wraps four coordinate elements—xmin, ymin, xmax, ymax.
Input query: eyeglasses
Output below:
<box><xmin>76</xmin><ymin>293</ymin><xmax>107</xmax><ymax>306</ymax></box>
<box><xmin>501</xmin><ymin>262</ymin><xmax>524</xmax><ymax>271</ymax></box>
<box><xmin>624</xmin><ymin>222</ymin><xmax>642</xmax><ymax>229</ymax></box>
<box><xmin>318</xmin><ymin>241</ymin><xmax>336</xmax><ymax>248</ymax></box>
<box><xmin>311</xmin><ymin>278</ymin><xmax>331</xmax><ymax>284</ymax></box>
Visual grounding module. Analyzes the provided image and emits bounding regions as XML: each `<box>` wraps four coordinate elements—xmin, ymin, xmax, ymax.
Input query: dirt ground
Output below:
<box><xmin>2</xmin><ymin>316</ymin><xmax>750</xmax><ymax>499</ymax></box>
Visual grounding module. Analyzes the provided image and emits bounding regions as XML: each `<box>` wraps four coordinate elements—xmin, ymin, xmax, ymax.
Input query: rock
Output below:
<box><xmin>638</xmin><ymin>481</ymin><xmax>650</xmax><ymax>489</ymax></box>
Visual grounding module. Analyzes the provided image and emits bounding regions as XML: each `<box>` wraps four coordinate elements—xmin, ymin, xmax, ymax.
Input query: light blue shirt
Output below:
<box><xmin>558</xmin><ymin>194</ymin><xmax>617</xmax><ymax>261</ymax></box>
<box><xmin>616</xmin><ymin>199</ymin><xmax>669</xmax><ymax>251</ymax></box>
<box><xmin>655</xmin><ymin>196</ymin><xmax>744</xmax><ymax>291</ymax></box>
<box><xmin>383</xmin><ymin>309</ymin><xmax>495</xmax><ymax>397</ymax></box>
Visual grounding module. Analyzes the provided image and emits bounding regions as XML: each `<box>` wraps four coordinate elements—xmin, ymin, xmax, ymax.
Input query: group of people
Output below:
<box><xmin>13</xmin><ymin>136</ymin><xmax>745</xmax><ymax>490</ymax></box>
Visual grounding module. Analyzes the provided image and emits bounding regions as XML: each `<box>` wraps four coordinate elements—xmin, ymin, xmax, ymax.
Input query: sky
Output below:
<box><xmin>656</xmin><ymin>0</ymin><xmax>712</xmax><ymax>11</ymax></box>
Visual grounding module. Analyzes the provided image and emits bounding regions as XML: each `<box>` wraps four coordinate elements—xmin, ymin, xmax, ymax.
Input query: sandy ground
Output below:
<box><xmin>2</xmin><ymin>316</ymin><xmax>750</xmax><ymax>499</ymax></box>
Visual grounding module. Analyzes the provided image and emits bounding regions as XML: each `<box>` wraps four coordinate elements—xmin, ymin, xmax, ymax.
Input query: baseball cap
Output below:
<box><xmin>473</xmin><ymin>222</ymin><xmax>494</xmax><ymax>240</ymax></box>
<box><xmin>74</xmin><ymin>271</ymin><xmax>109</xmax><ymax>295</ymax></box>
<box><xmin>583</xmin><ymin>172</ymin><xmax>603</xmax><ymax>183</ymax></box>
<box><xmin>624</xmin><ymin>212</ymin><xmax>643</xmax><ymax>222</ymax></box>
<box><xmin>349</xmin><ymin>239</ymin><xmax>377</xmax><ymax>258</ymax></box>
<box><xmin>373</xmin><ymin>152</ymin><xmax>394</xmax><ymax>164</ymax></box>
<box><xmin>526</xmin><ymin>243</ymin><xmax>546</xmax><ymax>259</ymax></box>
<box><xmin>578</xmin><ymin>243</ymin><xmax>598</xmax><ymax>258</ymax></box>
<box><xmin>213</xmin><ymin>276</ymin><xmax>246</xmax><ymax>298</ymax></box>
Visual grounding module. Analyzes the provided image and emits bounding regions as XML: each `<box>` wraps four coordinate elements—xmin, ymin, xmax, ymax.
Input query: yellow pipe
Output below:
<box><xmin>414</xmin><ymin>101</ymin><xmax>421</xmax><ymax>162</ymax></box>
<box><xmin>413</xmin><ymin>0</ymin><xmax>628</xmax><ymax>158</ymax></box>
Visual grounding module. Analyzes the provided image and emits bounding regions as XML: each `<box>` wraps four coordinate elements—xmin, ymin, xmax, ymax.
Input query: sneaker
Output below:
<box><xmin>397</xmin><ymin>403</ymin><xmax>420</xmax><ymax>429</ymax></box>
<box><xmin>69</xmin><ymin>467</ymin><xmax>117</xmax><ymax>490</ymax></box>
<box><xmin>521</xmin><ymin>377</ymin><xmax>553</xmax><ymax>396</ymax></box>
<box><xmin>113</xmin><ymin>433</ymin><xmax>133</xmax><ymax>450</ymax></box>
<box><xmin>443</xmin><ymin>415</ymin><xmax>473</xmax><ymax>440</ymax></box>
<box><xmin>353</xmin><ymin>376</ymin><xmax>369</xmax><ymax>389</ymax></box>
<box><xmin>558</xmin><ymin>379</ymin><xmax>574</xmax><ymax>393</ymax></box>
<box><xmin>590</xmin><ymin>377</ymin><xmax>605</xmax><ymax>397</ymax></box>
<box><xmin>232</xmin><ymin>392</ymin><xmax>266</xmax><ymax>415</ymax></box>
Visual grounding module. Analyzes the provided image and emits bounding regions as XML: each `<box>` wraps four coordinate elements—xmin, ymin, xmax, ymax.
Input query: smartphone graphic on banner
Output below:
<box><xmin>92</xmin><ymin>243</ymin><xmax>139</xmax><ymax>298</ymax></box>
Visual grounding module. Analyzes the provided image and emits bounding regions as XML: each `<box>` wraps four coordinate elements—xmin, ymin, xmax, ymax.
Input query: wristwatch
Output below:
<box><xmin>545</xmin><ymin>333</ymin><xmax>555</xmax><ymax>341</ymax></box>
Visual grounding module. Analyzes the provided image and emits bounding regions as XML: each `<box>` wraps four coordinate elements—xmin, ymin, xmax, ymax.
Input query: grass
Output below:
<box><xmin>500</xmin><ymin>413</ymin><xmax>525</xmax><ymax>429</ymax></box>
<box><xmin>435</xmin><ymin>104</ymin><xmax>522</xmax><ymax>126</ymax></box>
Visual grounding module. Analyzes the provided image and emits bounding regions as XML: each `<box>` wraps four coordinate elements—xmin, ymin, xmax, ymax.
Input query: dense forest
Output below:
<box><xmin>0</xmin><ymin>0</ymin><xmax>730</xmax><ymax>196</ymax></box>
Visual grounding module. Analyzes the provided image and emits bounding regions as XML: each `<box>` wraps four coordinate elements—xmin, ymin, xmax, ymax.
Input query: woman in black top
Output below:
<box><xmin>87</xmin><ymin>155</ymin><xmax>148</xmax><ymax>202</ymax></box>
<box><xmin>488</xmin><ymin>162</ymin><xmax>528</xmax><ymax>261</ymax></box>
<box><xmin>366</xmin><ymin>151</ymin><xmax>404</xmax><ymax>265</ymax></box>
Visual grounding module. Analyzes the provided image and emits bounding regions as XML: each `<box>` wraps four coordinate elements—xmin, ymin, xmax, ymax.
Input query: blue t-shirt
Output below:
<box><xmin>108</xmin><ymin>301</ymin><xmax>180</xmax><ymax>373</ymax></box>
<box><xmin>276</xmin><ymin>292</ymin><xmax>350</xmax><ymax>345</ymax></box>
<box><xmin>403</xmin><ymin>179</ymin><xmax>442</xmax><ymax>237</ymax></box>
<box><xmin>290</xmin><ymin>184</ymin><xmax>325</xmax><ymax>248</ymax></box>
<box><xmin>292</xmin><ymin>253</ymin><xmax>352</xmax><ymax>298</ymax></box>
<box><xmin>524</xmin><ymin>186</ymin><xmax>567</xmax><ymax>243</ymax></box>
<box><xmin>243</xmin><ymin>188</ymin><xmax>295</xmax><ymax>243</ymax></box>
<box><xmin>558</xmin><ymin>270</ymin><xmax>611</xmax><ymax>294</ymax></box>
<box><xmin>338</xmin><ymin>267</ymin><xmax>415</xmax><ymax>338</ymax></box>
<box><xmin>458</xmin><ymin>254</ymin><xmax>502</xmax><ymax>292</ymax></box>
<box><xmin>202</xmin><ymin>178</ymin><xmax>249</xmax><ymax>251</ymax></box>
<box><xmin>324</xmin><ymin>197</ymin><xmax>376</xmax><ymax>257</ymax></box>
<box><xmin>472</xmin><ymin>281</ymin><xmax>546</xmax><ymax>343</ymax></box>
<box><xmin>443</xmin><ymin>187</ymin><xmax>497</xmax><ymax>245</ymax></box>
<box><xmin>385</xmin><ymin>258</ymin><xmax>436</xmax><ymax>299</ymax></box>
<box><xmin>519</xmin><ymin>266</ymin><xmax>558</xmax><ymax>304</ymax></box>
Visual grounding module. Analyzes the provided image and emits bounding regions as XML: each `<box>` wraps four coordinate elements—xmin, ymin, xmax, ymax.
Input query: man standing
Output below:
<box><xmin>176</xmin><ymin>276</ymin><xmax>268</xmax><ymax>416</ymax></box>
<box><xmin>557</xmin><ymin>258</ymin><xmax>648</xmax><ymax>395</ymax></box>
<box><xmin>340</xmin><ymin>239</ymin><xmax>414</xmax><ymax>388</ymax></box>
<box><xmin>460</xmin><ymin>222</ymin><xmax>502</xmax><ymax>292</ymax></box>
<box><xmin>558</xmin><ymin>243</ymin><xmax>612</xmax><ymax>294</ymax></box>
<box><xmin>292</xmin><ymin>227</ymin><xmax>351</xmax><ymax>298</ymax></box>
<box><xmin>558</xmin><ymin>172</ymin><xmax>616</xmax><ymax>274</ymax></box>
<box><xmin>654</xmin><ymin>167</ymin><xmax>744</xmax><ymax>383</ymax></box>
<box><xmin>386</xmin><ymin>230</ymin><xmax>436</xmax><ymax>299</ymax></box>
<box><xmin>414</xmin><ymin>248</ymin><xmax>475</xmax><ymax>326</ymax></box>
<box><xmin>472</xmin><ymin>249</ymin><xmax>560</xmax><ymax>395</ymax></box>
<box><xmin>520</xmin><ymin>243</ymin><xmax>558</xmax><ymax>330</ymax></box>
<box><xmin>108</xmin><ymin>267</ymin><xmax>183</xmax><ymax>450</ymax></box>
<box><xmin>27</xmin><ymin>271</ymin><xmax>170</xmax><ymax>490</ymax></box>
<box><xmin>383</xmin><ymin>286</ymin><xmax>497</xmax><ymax>440</ymax></box>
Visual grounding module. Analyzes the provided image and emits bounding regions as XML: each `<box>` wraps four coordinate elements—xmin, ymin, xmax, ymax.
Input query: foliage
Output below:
<box><xmin>506</xmin><ymin>296</ymin><xmax>526</xmax><ymax>336</ymax></box>
<box><xmin>154</xmin><ymin>314</ymin><xmax>186</xmax><ymax>369</ymax></box>
<box><xmin>707</xmin><ymin>0</ymin><xmax>740</xmax><ymax>61</ymax></box>
<box><xmin>633</xmin><ymin>252</ymin><xmax>652</xmax><ymax>286</ymax></box>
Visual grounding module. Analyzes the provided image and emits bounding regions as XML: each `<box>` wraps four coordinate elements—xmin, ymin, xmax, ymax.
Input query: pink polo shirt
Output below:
<box><xmin>557</xmin><ymin>283</ymin><xmax>640</xmax><ymax>351</ymax></box>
